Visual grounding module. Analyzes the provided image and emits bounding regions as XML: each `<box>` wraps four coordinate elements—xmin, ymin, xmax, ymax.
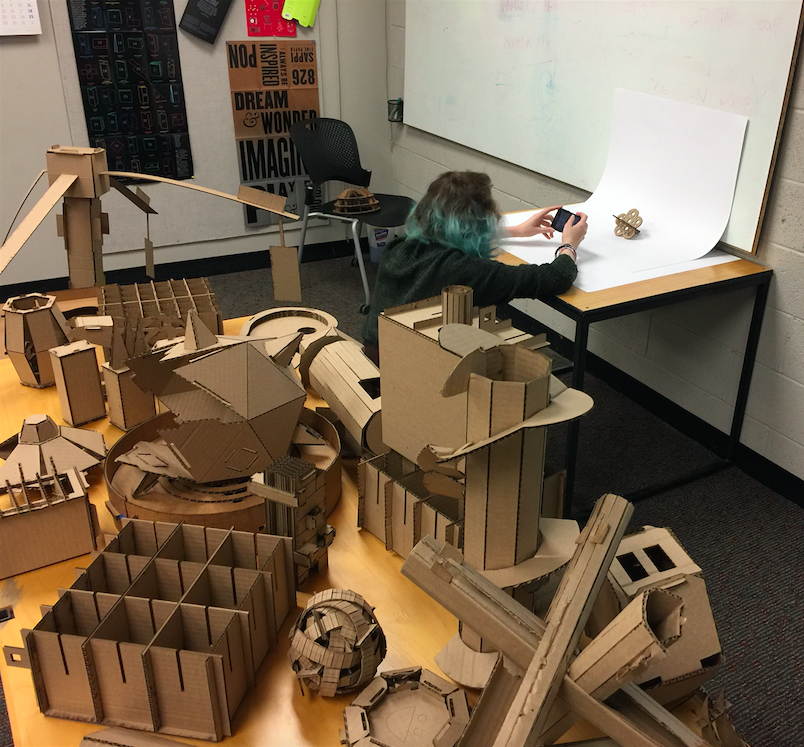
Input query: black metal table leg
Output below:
<box><xmin>563</xmin><ymin>318</ymin><xmax>590</xmax><ymax>518</ymax></box>
<box><xmin>726</xmin><ymin>277</ymin><xmax>771</xmax><ymax>460</ymax></box>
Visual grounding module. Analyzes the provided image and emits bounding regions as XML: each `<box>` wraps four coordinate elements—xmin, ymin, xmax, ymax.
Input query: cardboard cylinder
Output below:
<box><xmin>441</xmin><ymin>285</ymin><xmax>473</xmax><ymax>325</ymax></box>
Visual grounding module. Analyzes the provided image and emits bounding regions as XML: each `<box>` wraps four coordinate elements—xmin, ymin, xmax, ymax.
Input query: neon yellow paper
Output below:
<box><xmin>282</xmin><ymin>0</ymin><xmax>321</xmax><ymax>28</ymax></box>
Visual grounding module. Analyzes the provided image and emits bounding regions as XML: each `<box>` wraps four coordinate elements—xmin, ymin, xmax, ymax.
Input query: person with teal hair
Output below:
<box><xmin>362</xmin><ymin>170</ymin><xmax>586</xmax><ymax>362</ymax></box>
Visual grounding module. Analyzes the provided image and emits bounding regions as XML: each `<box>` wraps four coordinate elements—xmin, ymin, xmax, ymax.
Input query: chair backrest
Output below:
<box><xmin>289</xmin><ymin>118</ymin><xmax>372</xmax><ymax>189</ymax></box>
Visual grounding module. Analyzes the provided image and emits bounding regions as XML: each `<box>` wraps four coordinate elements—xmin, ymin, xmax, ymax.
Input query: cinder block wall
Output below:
<box><xmin>384</xmin><ymin>0</ymin><xmax>804</xmax><ymax>482</ymax></box>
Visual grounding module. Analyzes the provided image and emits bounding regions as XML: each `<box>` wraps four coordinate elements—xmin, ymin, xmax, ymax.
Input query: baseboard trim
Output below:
<box><xmin>504</xmin><ymin>304</ymin><xmax>804</xmax><ymax>508</ymax></box>
<box><xmin>1</xmin><ymin>239</ymin><xmax>359</xmax><ymax>301</ymax></box>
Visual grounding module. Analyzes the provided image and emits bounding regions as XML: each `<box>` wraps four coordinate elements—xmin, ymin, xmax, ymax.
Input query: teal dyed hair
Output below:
<box><xmin>405</xmin><ymin>171</ymin><xmax>501</xmax><ymax>259</ymax></box>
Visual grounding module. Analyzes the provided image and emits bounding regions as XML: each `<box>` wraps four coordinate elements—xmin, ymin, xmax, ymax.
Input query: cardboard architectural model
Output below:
<box><xmin>3</xmin><ymin>293</ymin><xmax>71</xmax><ymax>388</ymax></box>
<box><xmin>257</xmin><ymin>455</ymin><xmax>337</xmax><ymax>586</ymax></box>
<box><xmin>50</xmin><ymin>339</ymin><xmax>107</xmax><ymax>426</ymax></box>
<box><xmin>371</xmin><ymin>289</ymin><xmax>593</xmax><ymax>686</ymax></box>
<box><xmin>104</xmin><ymin>314</ymin><xmax>340</xmax><ymax>584</ymax></box>
<box><xmin>340</xmin><ymin>667</ymin><xmax>470</xmax><ymax>747</ymax></box>
<box><xmin>288</xmin><ymin>589</ymin><xmax>386</xmax><ymax>697</ymax></box>
<box><xmin>590</xmin><ymin>525</ymin><xmax>724</xmax><ymax>706</ymax></box>
<box><xmin>241</xmin><ymin>307</ymin><xmax>386</xmax><ymax>455</ymax></box>
<box><xmin>0</xmin><ymin>468</ymin><xmax>99</xmax><ymax>580</ymax></box>
<box><xmin>96</xmin><ymin>279</ymin><xmax>224</xmax><ymax>366</ymax></box>
<box><xmin>71</xmin><ymin>279</ymin><xmax>223</xmax><ymax>430</ymax></box>
<box><xmin>3</xmin><ymin>518</ymin><xmax>295</xmax><ymax>742</ymax></box>
<box><xmin>401</xmin><ymin>499</ymin><xmax>715</xmax><ymax>747</ymax></box>
<box><xmin>239</xmin><ymin>306</ymin><xmax>339</xmax><ymax>355</ymax></box>
<box><xmin>0</xmin><ymin>414</ymin><xmax>107</xmax><ymax>487</ymax></box>
<box><xmin>301</xmin><ymin>334</ymin><xmax>384</xmax><ymax>455</ymax></box>
<box><xmin>0</xmin><ymin>146</ymin><xmax>297</xmax><ymax>288</ymax></box>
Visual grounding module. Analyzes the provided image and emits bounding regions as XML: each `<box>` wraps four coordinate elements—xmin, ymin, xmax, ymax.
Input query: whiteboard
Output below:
<box><xmin>404</xmin><ymin>0</ymin><xmax>803</xmax><ymax>253</ymax></box>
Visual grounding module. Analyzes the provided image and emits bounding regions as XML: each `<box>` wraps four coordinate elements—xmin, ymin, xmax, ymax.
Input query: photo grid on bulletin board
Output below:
<box><xmin>66</xmin><ymin>0</ymin><xmax>193</xmax><ymax>181</ymax></box>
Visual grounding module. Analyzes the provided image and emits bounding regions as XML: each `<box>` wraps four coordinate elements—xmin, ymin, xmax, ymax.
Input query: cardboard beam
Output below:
<box><xmin>108</xmin><ymin>177</ymin><xmax>158</xmax><ymax>214</ymax></box>
<box><xmin>0</xmin><ymin>173</ymin><xmax>77</xmax><ymax>275</ymax></box>
<box><xmin>494</xmin><ymin>493</ymin><xmax>633</xmax><ymax>747</ymax></box>
<box><xmin>103</xmin><ymin>171</ymin><xmax>298</xmax><ymax>219</ymax></box>
<box><xmin>401</xmin><ymin>530</ymin><xmax>711</xmax><ymax>747</ymax></box>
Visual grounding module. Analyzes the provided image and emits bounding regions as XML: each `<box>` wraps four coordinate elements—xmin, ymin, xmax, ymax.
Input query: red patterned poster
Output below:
<box><xmin>244</xmin><ymin>0</ymin><xmax>296</xmax><ymax>37</ymax></box>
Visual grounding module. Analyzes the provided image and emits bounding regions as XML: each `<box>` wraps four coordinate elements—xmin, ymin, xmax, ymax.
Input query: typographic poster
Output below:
<box><xmin>67</xmin><ymin>0</ymin><xmax>194</xmax><ymax>180</ymax></box>
<box><xmin>226</xmin><ymin>39</ymin><xmax>318</xmax><ymax>226</ymax></box>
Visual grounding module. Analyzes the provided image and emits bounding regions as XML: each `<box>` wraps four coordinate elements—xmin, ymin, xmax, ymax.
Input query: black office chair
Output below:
<box><xmin>289</xmin><ymin>118</ymin><xmax>415</xmax><ymax>313</ymax></box>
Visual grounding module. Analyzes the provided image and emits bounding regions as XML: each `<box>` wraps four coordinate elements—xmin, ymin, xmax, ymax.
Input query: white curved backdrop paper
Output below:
<box><xmin>404</xmin><ymin>0</ymin><xmax>802</xmax><ymax>253</ymax></box>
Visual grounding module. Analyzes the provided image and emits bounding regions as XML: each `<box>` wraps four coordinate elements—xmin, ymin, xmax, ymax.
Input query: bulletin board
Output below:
<box><xmin>404</xmin><ymin>0</ymin><xmax>804</xmax><ymax>254</ymax></box>
<box><xmin>50</xmin><ymin>0</ymin><xmax>323</xmax><ymax>253</ymax></box>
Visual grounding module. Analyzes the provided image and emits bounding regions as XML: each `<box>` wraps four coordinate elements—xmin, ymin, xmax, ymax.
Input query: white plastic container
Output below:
<box><xmin>368</xmin><ymin>227</ymin><xmax>394</xmax><ymax>263</ymax></box>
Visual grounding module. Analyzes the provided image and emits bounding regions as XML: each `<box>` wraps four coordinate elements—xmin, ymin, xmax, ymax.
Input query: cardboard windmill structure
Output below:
<box><xmin>0</xmin><ymin>145</ymin><xmax>298</xmax><ymax>291</ymax></box>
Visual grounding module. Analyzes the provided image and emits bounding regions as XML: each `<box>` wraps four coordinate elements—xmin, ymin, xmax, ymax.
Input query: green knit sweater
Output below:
<box><xmin>362</xmin><ymin>236</ymin><xmax>577</xmax><ymax>346</ymax></box>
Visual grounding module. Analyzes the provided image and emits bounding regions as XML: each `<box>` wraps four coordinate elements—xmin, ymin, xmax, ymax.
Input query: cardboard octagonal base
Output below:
<box><xmin>341</xmin><ymin>667</ymin><xmax>471</xmax><ymax>747</ymax></box>
<box><xmin>105</xmin><ymin>410</ymin><xmax>341</xmax><ymax>532</ymax></box>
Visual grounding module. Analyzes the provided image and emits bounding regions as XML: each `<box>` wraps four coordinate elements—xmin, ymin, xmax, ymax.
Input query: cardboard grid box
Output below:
<box><xmin>2</xmin><ymin>519</ymin><xmax>295</xmax><ymax>742</ymax></box>
<box><xmin>99</xmin><ymin>279</ymin><xmax>222</xmax><ymax>334</ymax></box>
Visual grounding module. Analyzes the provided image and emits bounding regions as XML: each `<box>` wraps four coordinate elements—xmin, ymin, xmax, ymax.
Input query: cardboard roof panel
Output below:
<box><xmin>250</xmin><ymin>399</ymin><xmax>307</xmax><ymax>461</ymax></box>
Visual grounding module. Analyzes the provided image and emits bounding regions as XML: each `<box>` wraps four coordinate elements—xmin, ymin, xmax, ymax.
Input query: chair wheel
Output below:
<box><xmin>359</xmin><ymin>304</ymin><xmax>370</xmax><ymax>315</ymax></box>
<box><xmin>351</xmin><ymin>258</ymin><xmax>359</xmax><ymax>267</ymax></box>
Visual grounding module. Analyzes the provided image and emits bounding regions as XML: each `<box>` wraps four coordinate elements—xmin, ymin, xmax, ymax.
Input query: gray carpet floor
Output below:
<box><xmin>1</xmin><ymin>252</ymin><xmax>800</xmax><ymax>746</ymax></box>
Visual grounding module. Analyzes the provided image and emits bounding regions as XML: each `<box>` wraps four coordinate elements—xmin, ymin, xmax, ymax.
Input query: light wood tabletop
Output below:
<box><xmin>0</xmin><ymin>317</ymin><xmax>708</xmax><ymax>746</ymax></box>
<box><xmin>498</xmin><ymin>250</ymin><xmax>770</xmax><ymax>313</ymax></box>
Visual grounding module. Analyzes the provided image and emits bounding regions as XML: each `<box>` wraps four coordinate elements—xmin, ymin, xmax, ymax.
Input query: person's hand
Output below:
<box><xmin>507</xmin><ymin>205</ymin><xmax>562</xmax><ymax>239</ymax></box>
<box><xmin>561</xmin><ymin>211</ymin><xmax>588</xmax><ymax>249</ymax></box>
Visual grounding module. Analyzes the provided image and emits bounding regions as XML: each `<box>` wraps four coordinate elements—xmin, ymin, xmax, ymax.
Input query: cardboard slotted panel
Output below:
<box><xmin>0</xmin><ymin>496</ymin><xmax>97</xmax><ymax>580</ymax></box>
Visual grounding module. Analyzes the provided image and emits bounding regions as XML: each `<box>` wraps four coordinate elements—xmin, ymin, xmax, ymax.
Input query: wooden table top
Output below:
<box><xmin>498</xmin><ymin>250</ymin><xmax>770</xmax><ymax>313</ymax></box>
<box><xmin>0</xmin><ymin>317</ymin><xmax>706</xmax><ymax>746</ymax></box>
